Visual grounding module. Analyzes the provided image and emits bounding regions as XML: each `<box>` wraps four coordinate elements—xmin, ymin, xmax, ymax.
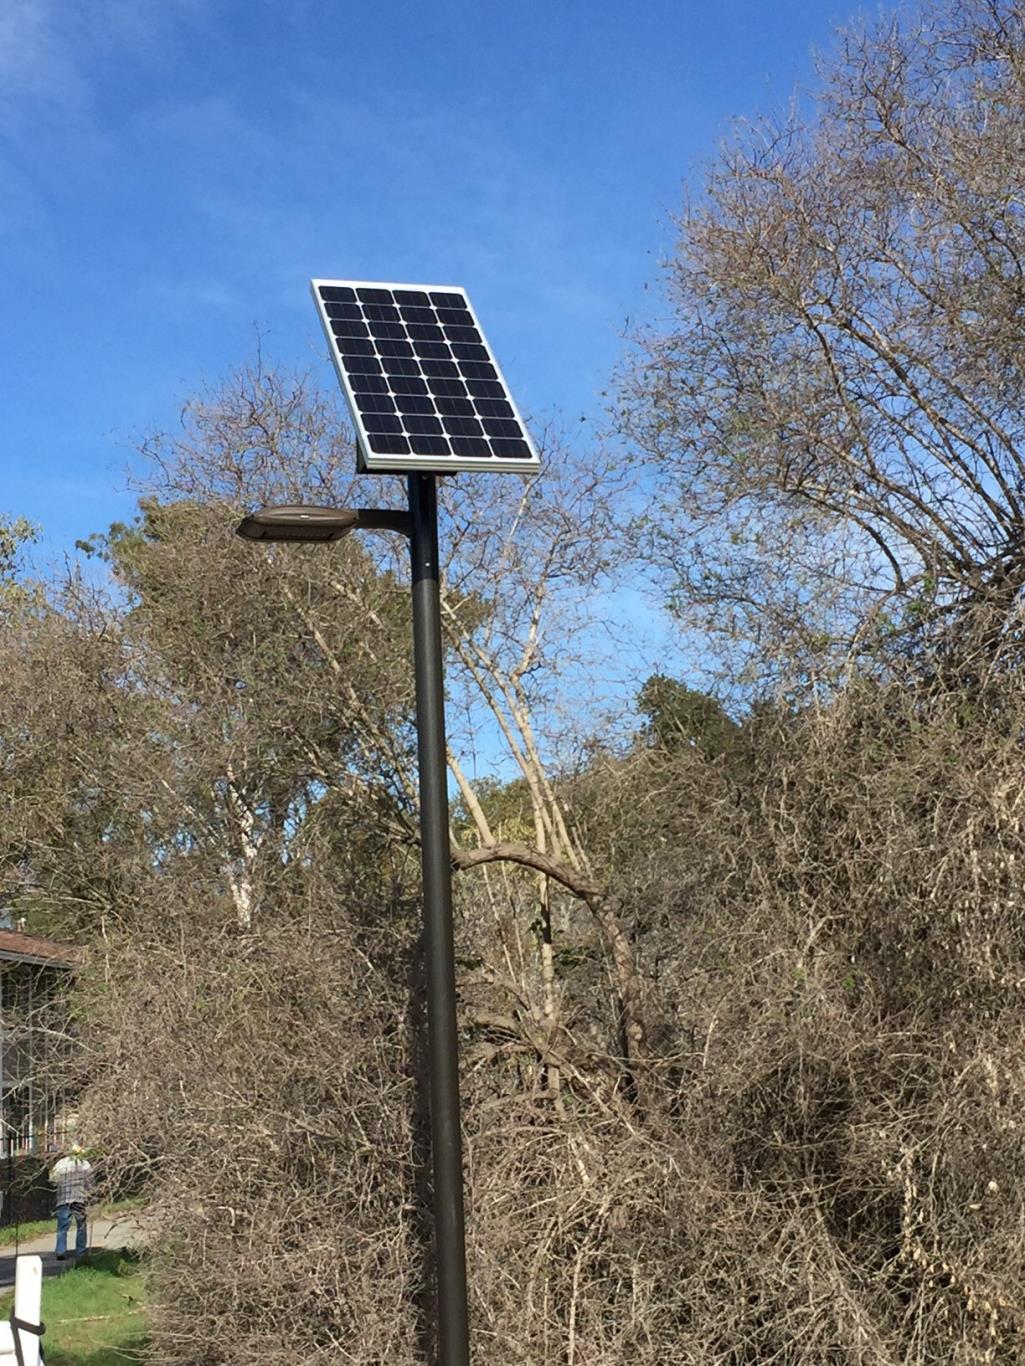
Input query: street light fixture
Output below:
<box><xmin>236</xmin><ymin>474</ymin><xmax>467</xmax><ymax>1365</ymax></box>
<box><xmin>236</xmin><ymin>504</ymin><xmax>410</xmax><ymax>542</ymax></box>
<box><xmin>237</xmin><ymin>278</ymin><xmax>539</xmax><ymax>1366</ymax></box>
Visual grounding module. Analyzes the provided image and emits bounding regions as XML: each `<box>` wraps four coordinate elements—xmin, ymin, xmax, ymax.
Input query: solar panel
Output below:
<box><xmin>311</xmin><ymin>279</ymin><xmax>541</xmax><ymax>474</ymax></box>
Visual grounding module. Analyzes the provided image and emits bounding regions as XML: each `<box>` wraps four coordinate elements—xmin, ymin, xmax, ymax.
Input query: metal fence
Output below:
<box><xmin>0</xmin><ymin>1123</ymin><xmax>72</xmax><ymax>1231</ymax></box>
<box><xmin>0</xmin><ymin>1116</ymin><xmax>66</xmax><ymax>1163</ymax></box>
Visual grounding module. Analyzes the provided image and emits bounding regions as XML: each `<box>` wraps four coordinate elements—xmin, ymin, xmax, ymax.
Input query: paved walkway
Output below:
<box><xmin>0</xmin><ymin>1215</ymin><xmax>140</xmax><ymax>1291</ymax></box>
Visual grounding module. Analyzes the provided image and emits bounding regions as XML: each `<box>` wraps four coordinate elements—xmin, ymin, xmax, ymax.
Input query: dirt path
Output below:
<box><xmin>0</xmin><ymin>1214</ymin><xmax>141</xmax><ymax>1290</ymax></box>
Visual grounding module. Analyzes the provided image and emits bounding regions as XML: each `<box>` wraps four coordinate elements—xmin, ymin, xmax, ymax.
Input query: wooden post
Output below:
<box><xmin>0</xmin><ymin>1256</ymin><xmax>44</xmax><ymax>1366</ymax></box>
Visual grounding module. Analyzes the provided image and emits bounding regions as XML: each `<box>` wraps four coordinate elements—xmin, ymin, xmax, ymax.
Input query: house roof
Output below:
<box><xmin>0</xmin><ymin>930</ymin><xmax>78</xmax><ymax>969</ymax></box>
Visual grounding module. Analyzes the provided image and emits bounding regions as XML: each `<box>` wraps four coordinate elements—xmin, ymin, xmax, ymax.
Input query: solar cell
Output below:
<box><xmin>385</xmin><ymin>358</ymin><xmax>422</xmax><ymax>379</ymax></box>
<box><xmin>465</xmin><ymin>379</ymin><xmax>505</xmax><ymax>399</ymax></box>
<box><xmin>407</xmin><ymin>324</ymin><xmax>445</xmax><ymax>343</ymax></box>
<box><xmin>311</xmin><ymin>278</ymin><xmax>540</xmax><ymax>473</ymax></box>
<box><xmin>492</xmin><ymin>438</ymin><xmax>532</xmax><ymax>458</ymax></box>
<box><xmin>435</xmin><ymin>396</ymin><xmax>474</xmax><ymax>418</ymax></box>
<box><xmin>451</xmin><ymin>343</ymin><xmax>489</xmax><ymax>363</ymax></box>
<box><xmin>449</xmin><ymin>417</ymin><xmax>485</xmax><ymax>437</ymax></box>
<box><xmin>369</xmin><ymin>322</ymin><xmax>407</xmax><ymax>341</ymax></box>
<box><xmin>451</xmin><ymin>436</ymin><xmax>491</xmax><ymax>458</ymax></box>
<box><xmin>354</xmin><ymin>373</ymin><xmax>389</xmax><ymax>394</ymax></box>
<box><xmin>411</xmin><ymin>435</ymin><xmax>449</xmax><ymax>455</ymax></box>
<box><xmin>417</xmin><ymin>347</ymin><xmax>456</xmax><ymax>366</ymax></box>
<box><xmin>391</xmin><ymin>373</ymin><xmax>428</xmax><ymax>393</ymax></box>
<box><xmin>356</xmin><ymin>392</ymin><xmax>395</xmax><ymax>413</ymax></box>
<box><xmin>396</xmin><ymin>395</ymin><xmax>435</xmax><ymax>416</ymax></box>
<box><xmin>369</xmin><ymin>434</ymin><xmax>410</xmax><ymax>454</ymax></box>
<box><xmin>460</xmin><ymin>362</ymin><xmax>497</xmax><ymax>380</ymax></box>
<box><xmin>483</xmin><ymin>418</ymin><xmax>521</xmax><ymax>438</ymax></box>
<box><xmin>367</xmin><ymin>414</ymin><xmax>403</xmax><ymax>434</ymax></box>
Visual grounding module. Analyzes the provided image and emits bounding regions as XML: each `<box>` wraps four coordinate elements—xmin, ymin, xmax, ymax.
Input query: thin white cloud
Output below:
<box><xmin>0</xmin><ymin>0</ymin><xmax>212</xmax><ymax>255</ymax></box>
<box><xmin>0</xmin><ymin>0</ymin><xmax>87</xmax><ymax>122</ymax></box>
<box><xmin>0</xmin><ymin>0</ymin><xmax>205</xmax><ymax>134</ymax></box>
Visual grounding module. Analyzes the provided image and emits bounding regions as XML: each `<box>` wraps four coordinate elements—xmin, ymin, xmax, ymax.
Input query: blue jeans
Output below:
<box><xmin>55</xmin><ymin>1202</ymin><xmax>87</xmax><ymax>1257</ymax></box>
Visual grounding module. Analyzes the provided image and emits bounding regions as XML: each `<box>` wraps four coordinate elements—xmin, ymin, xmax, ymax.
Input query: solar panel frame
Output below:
<box><xmin>311</xmin><ymin>278</ymin><xmax>540</xmax><ymax>474</ymax></box>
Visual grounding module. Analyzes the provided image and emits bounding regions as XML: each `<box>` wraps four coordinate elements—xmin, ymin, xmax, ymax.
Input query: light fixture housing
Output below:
<box><xmin>235</xmin><ymin>504</ymin><xmax>410</xmax><ymax>543</ymax></box>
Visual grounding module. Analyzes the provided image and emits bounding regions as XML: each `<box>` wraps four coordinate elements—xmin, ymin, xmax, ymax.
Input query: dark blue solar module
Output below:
<box><xmin>311</xmin><ymin>279</ymin><xmax>540</xmax><ymax>474</ymax></box>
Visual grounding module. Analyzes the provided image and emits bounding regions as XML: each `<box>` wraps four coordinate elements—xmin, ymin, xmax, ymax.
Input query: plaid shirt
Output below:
<box><xmin>50</xmin><ymin>1157</ymin><xmax>92</xmax><ymax>1206</ymax></box>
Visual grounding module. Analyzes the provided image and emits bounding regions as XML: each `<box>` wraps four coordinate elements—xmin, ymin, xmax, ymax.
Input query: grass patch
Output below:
<box><xmin>1</xmin><ymin>1248</ymin><xmax>148</xmax><ymax>1365</ymax></box>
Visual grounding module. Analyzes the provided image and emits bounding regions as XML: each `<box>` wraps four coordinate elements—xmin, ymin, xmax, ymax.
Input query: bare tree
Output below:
<box><xmin>22</xmin><ymin>368</ymin><xmax>659</xmax><ymax>1363</ymax></box>
<box><xmin>619</xmin><ymin>0</ymin><xmax>1025</xmax><ymax>688</ymax></box>
<box><xmin>437</xmin><ymin>463</ymin><xmax>650</xmax><ymax>1096</ymax></box>
<box><xmin>10</xmin><ymin>341</ymin><xmax>1025</xmax><ymax>1361</ymax></box>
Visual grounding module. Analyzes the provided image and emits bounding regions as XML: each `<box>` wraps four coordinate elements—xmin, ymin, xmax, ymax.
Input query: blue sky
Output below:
<box><xmin>3</xmin><ymin>0</ymin><xmax>866</xmax><ymax>561</ymax></box>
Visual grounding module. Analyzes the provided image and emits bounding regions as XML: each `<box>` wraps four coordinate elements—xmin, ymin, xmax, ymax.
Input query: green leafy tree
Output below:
<box><xmin>637</xmin><ymin>673</ymin><xmax>739</xmax><ymax>759</ymax></box>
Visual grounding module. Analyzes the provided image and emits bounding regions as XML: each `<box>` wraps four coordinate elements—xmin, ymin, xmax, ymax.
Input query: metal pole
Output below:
<box><xmin>406</xmin><ymin>472</ymin><xmax>470</xmax><ymax>1366</ymax></box>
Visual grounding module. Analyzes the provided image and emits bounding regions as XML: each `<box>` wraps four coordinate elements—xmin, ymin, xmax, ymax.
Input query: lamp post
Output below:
<box><xmin>237</xmin><ymin>472</ymin><xmax>470</xmax><ymax>1366</ymax></box>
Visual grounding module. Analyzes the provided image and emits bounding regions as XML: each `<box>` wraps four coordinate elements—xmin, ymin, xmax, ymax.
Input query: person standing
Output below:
<box><xmin>49</xmin><ymin>1144</ymin><xmax>92</xmax><ymax>1261</ymax></box>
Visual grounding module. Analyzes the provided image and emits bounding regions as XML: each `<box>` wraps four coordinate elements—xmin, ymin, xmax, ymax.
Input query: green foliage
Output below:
<box><xmin>0</xmin><ymin>516</ymin><xmax>36</xmax><ymax>574</ymax></box>
<box><xmin>636</xmin><ymin>672</ymin><xmax>738</xmax><ymax>759</ymax></box>
<box><xmin>0</xmin><ymin>515</ymin><xmax>40</xmax><ymax>618</ymax></box>
<box><xmin>452</xmin><ymin>775</ymin><xmax>534</xmax><ymax>841</ymax></box>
